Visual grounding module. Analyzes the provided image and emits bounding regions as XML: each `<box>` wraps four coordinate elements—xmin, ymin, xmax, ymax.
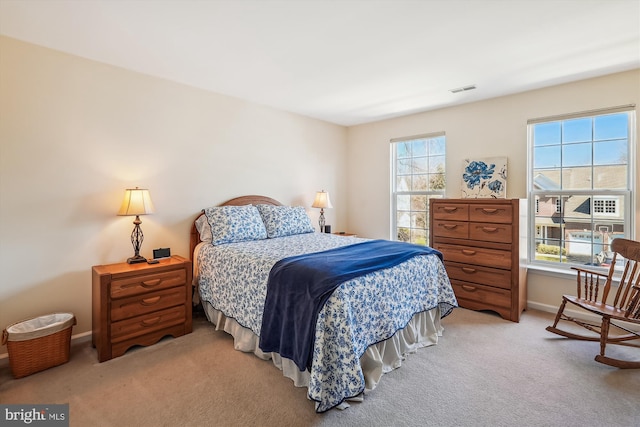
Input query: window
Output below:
<box><xmin>528</xmin><ymin>106</ymin><xmax>635</xmax><ymax>268</ymax></box>
<box><xmin>593</xmin><ymin>198</ymin><xmax>617</xmax><ymax>215</ymax></box>
<box><xmin>391</xmin><ymin>133</ymin><xmax>446</xmax><ymax>246</ymax></box>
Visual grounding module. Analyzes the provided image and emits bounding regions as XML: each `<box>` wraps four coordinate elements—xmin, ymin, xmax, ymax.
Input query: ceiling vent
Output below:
<box><xmin>449</xmin><ymin>84</ymin><xmax>477</xmax><ymax>94</ymax></box>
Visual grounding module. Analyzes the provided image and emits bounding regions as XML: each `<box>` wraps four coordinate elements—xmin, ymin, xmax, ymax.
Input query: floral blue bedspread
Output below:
<box><xmin>197</xmin><ymin>233</ymin><xmax>456</xmax><ymax>412</ymax></box>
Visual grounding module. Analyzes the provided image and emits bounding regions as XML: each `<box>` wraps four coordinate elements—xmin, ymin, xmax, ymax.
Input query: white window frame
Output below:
<box><xmin>390</xmin><ymin>132</ymin><xmax>446</xmax><ymax>246</ymax></box>
<box><xmin>527</xmin><ymin>105</ymin><xmax>636</xmax><ymax>271</ymax></box>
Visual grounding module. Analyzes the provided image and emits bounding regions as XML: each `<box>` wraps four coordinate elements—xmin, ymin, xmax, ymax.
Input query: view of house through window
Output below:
<box><xmin>528</xmin><ymin>107</ymin><xmax>635</xmax><ymax>268</ymax></box>
<box><xmin>391</xmin><ymin>133</ymin><xmax>446</xmax><ymax>246</ymax></box>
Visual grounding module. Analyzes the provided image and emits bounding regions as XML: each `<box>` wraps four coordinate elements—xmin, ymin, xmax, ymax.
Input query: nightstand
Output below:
<box><xmin>333</xmin><ymin>232</ymin><xmax>357</xmax><ymax>237</ymax></box>
<box><xmin>92</xmin><ymin>255</ymin><xmax>193</xmax><ymax>362</ymax></box>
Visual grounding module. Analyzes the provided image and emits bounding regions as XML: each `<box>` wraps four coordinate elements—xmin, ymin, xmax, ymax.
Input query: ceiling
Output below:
<box><xmin>1</xmin><ymin>0</ymin><xmax>638</xmax><ymax>126</ymax></box>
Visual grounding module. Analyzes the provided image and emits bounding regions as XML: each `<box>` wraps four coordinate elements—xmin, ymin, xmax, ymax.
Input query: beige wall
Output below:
<box><xmin>346</xmin><ymin>69</ymin><xmax>640</xmax><ymax>312</ymax></box>
<box><xmin>0</xmin><ymin>36</ymin><xmax>348</xmax><ymax>352</ymax></box>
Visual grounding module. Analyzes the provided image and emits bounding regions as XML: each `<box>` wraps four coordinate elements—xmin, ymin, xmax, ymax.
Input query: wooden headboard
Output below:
<box><xmin>189</xmin><ymin>195</ymin><xmax>282</xmax><ymax>259</ymax></box>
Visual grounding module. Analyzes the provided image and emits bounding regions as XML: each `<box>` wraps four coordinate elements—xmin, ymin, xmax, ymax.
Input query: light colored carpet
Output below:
<box><xmin>1</xmin><ymin>308</ymin><xmax>638</xmax><ymax>427</ymax></box>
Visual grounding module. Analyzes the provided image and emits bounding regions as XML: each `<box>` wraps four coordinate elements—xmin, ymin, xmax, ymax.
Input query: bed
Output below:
<box><xmin>190</xmin><ymin>195</ymin><xmax>457</xmax><ymax>412</ymax></box>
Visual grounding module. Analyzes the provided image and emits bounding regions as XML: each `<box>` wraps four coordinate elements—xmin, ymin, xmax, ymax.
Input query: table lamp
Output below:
<box><xmin>311</xmin><ymin>190</ymin><xmax>333</xmax><ymax>233</ymax></box>
<box><xmin>117</xmin><ymin>187</ymin><xmax>155</xmax><ymax>264</ymax></box>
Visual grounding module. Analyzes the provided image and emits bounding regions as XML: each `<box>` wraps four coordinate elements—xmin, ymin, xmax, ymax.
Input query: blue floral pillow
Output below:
<box><xmin>256</xmin><ymin>204</ymin><xmax>315</xmax><ymax>238</ymax></box>
<box><xmin>203</xmin><ymin>205</ymin><xmax>267</xmax><ymax>245</ymax></box>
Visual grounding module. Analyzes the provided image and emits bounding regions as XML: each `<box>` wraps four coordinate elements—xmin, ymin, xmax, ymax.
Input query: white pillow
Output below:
<box><xmin>195</xmin><ymin>214</ymin><xmax>212</xmax><ymax>243</ymax></box>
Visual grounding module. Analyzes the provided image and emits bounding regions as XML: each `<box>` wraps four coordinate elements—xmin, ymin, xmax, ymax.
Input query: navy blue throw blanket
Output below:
<box><xmin>258</xmin><ymin>239</ymin><xmax>443</xmax><ymax>371</ymax></box>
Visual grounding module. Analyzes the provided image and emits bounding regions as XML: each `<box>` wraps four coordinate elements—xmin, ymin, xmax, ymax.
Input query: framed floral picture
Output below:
<box><xmin>461</xmin><ymin>157</ymin><xmax>507</xmax><ymax>198</ymax></box>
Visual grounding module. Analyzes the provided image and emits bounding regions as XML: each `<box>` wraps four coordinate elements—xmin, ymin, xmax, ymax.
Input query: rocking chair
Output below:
<box><xmin>546</xmin><ymin>238</ymin><xmax>640</xmax><ymax>368</ymax></box>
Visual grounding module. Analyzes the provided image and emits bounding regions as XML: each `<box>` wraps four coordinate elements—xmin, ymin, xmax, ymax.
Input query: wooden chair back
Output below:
<box><xmin>610</xmin><ymin>238</ymin><xmax>640</xmax><ymax>319</ymax></box>
<box><xmin>573</xmin><ymin>238</ymin><xmax>640</xmax><ymax>318</ymax></box>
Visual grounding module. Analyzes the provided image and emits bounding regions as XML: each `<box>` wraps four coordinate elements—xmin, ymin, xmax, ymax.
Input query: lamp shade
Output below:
<box><xmin>311</xmin><ymin>190</ymin><xmax>333</xmax><ymax>209</ymax></box>
<box><xmin>117</xmin><ymin>187</ymin><xmax>155</xmax><ymax>216</ymax></box>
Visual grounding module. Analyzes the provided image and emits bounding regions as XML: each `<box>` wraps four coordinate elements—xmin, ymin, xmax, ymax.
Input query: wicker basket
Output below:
<box><xmin>2</xmin><ymin>313</ymin><xmax>76</xmax><ymax>379</ymax></box>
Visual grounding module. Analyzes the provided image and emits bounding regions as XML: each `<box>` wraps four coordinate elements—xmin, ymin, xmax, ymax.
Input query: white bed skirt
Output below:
<box><xmin>202</xmin><ymin>302</ymin><xmax>444</xmax><ymax>408</ymax></box>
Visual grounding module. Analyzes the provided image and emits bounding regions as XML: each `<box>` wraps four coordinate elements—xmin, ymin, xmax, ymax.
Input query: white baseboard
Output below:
<box><xmin>526</xmin><ymin>301</ymin><xmax>559</xmax><ymax>314</ymax></box>
<box><xmin>529</xmin><ymin>300</ymin><xmax>640</xmax><ymax>332</ymax></box>
<box><xmin>528</xmin><ymin>301</ymin><xmax>601</xmax><ymax>324</ymax></box>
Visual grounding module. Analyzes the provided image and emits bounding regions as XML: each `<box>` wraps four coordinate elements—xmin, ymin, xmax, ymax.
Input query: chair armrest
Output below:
<box><xmin>571</xmin><ymin>266</ymin><xmax>609</xmax><ymax>279</ymax></box>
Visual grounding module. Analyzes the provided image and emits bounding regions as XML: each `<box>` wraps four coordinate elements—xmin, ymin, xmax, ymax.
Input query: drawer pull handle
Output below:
<box><xmin>482</xmin><ymin>227</ymin><xmax>498</xmax><ymax>233</ymax></box>
<box><xmin>442</xmin><ymin>207</ymin><xmax>459</xmax><ymax>213</ymax></box>
<box><xmin>461</xmin><ymin>267</ymin><xmax>477</xmax><ymax>274</ymax></box>
<box><xmin>443</xmin><ymin>224</ymin><xmax>458</xmax><ymax>230</ymax></box>
<box><xmin>142</xmin><ymin>279</ymin><xmax>162</xmax><ymax>288</ymax></box>
<box><xmin>141</xmin><ymin>296</ymin><xmax>161</xmax><ymax>306</ymax></box>
<box><xmin>461</xmin><ymin>285</ymin><xmax>477</xmax><ymax>292</ymax></box>
<box><xmin>141</xmin><ymin>317</ymin><xmax>161</xmax><ymax>327</ymax></box>
<box><xmin>481</xmin><ymin>208</ymin><xmax>498</xmax><ymax>214</ymax></box>
<box><xmin>461</xmin><ymin>249</ymin><xmax>477</xmax><ymax>255</ymax></box>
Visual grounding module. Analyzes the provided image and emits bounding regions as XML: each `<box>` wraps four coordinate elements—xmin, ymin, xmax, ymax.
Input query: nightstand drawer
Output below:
<box><xmin>432</xmin><ymin>220</ymin><xmax>469</xmax><ymax>239</ymax></box>
<box><xmin>110</xmin><ymin>269</ymin><xmax>186</xmax><ymax>299</ymax></box>
<box><xmin>445</xmin><ymin>261</ymin><xmax>512</xmax><ymax>290</ymax></box>
<box><xmin>435</xmin><ymin>243</ymin><xmax>512</xmax><ymax>269</ymax></box>
<box><xmin>469</xmin><ymin>204</ymin><xmax>513</xmax><ymax>223</ymax></box>
<box><xmin>469</xmin><ymin>222</ymin><xmax>512</xmax><ymax>243</ymax></box>
<box><xmin>111</xmin><ymin>305</ymin><xmax>186</xmax><ymax>343</ymax></box>
<box><xmin>111</xmin><ymin>286</ymin><xmax>186</xmax><ymax>321</ymax></box>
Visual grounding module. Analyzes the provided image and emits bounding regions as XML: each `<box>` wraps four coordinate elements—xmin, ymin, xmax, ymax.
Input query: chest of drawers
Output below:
<box><xmin>430</xmin><ymin>199</ymin><xmax>527</xmax><ymax>322</ymax></box>
<box><xmin>92</xmin><ymin>255</ymin><xmax>193</xmax><ymax>362</ymax></box>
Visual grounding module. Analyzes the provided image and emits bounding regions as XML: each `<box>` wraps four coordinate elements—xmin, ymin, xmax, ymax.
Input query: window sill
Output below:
<box><xmin>527</xmin><ymin>263</ymin><xmax>621</xmax><ymax>286</ymax></box>
<box><xmin>526</xmin><ymin>264</ymin><xmax>575</xmax><ymax>281</ymax></box>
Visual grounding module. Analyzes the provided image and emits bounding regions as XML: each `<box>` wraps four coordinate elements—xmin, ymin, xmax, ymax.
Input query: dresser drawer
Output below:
<box><xmin>111</xmin><ymin>305</ymin><xmax>186</xmax><ymax>343</ymax></box>
<box><xmin>469</xmin><ymin>222</ymin><xmax>512</xmax><ymax>243</ymax></box>
<box><xmin>451</xmin><ymin>280</ymin><xmax>511</xmax><ymax>308</ymax></box>
<box><xmin>469</xmin><ymin>203</ymin><xmax>513</xmax><ymax>223</ymax></box>
<box><xmin>432</xmin><ymin>220</ymin><xmax>469</xmax><ymax>239</ymax></box>
<box><xmin>110</xmin><ymin>269</ymin><xmax>187</xmax><ymax>299</ymax></box>
<box><xmin>435</xmin><ymin>243</ymin><xmax>512</xmax><ymax>269</ymax></box>
<box><xmin>445</xmin><ymin>261</ymin><xmax>512</xmax><ymax>290</ymax></box>
<box><xmin>111</xmin><ymin>286</ymin><xmax>186</xmax><ymax>321</ymax></box>
<box><xmin>432</xmin><ymin>203</ymin><xmax>468</xmax><ymax>221</ymax></box>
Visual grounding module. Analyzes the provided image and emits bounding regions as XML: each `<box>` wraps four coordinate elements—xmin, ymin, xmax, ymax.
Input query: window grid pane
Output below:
<box><xmin>529</xmin><ymin>110</ymin><xmax>633</xmax><ymax>269</ymax></box>
<box><xmin>392</xmin><ymin>135</ymin><xmax>445</xmax><ymax>246</ymax></box>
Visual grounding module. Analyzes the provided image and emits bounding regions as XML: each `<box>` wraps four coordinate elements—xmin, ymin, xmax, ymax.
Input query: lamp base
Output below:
<box><xmin>127</xmin><ymin>255</ymin><xmax>147</xmax><ymax>264</ymax></box>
